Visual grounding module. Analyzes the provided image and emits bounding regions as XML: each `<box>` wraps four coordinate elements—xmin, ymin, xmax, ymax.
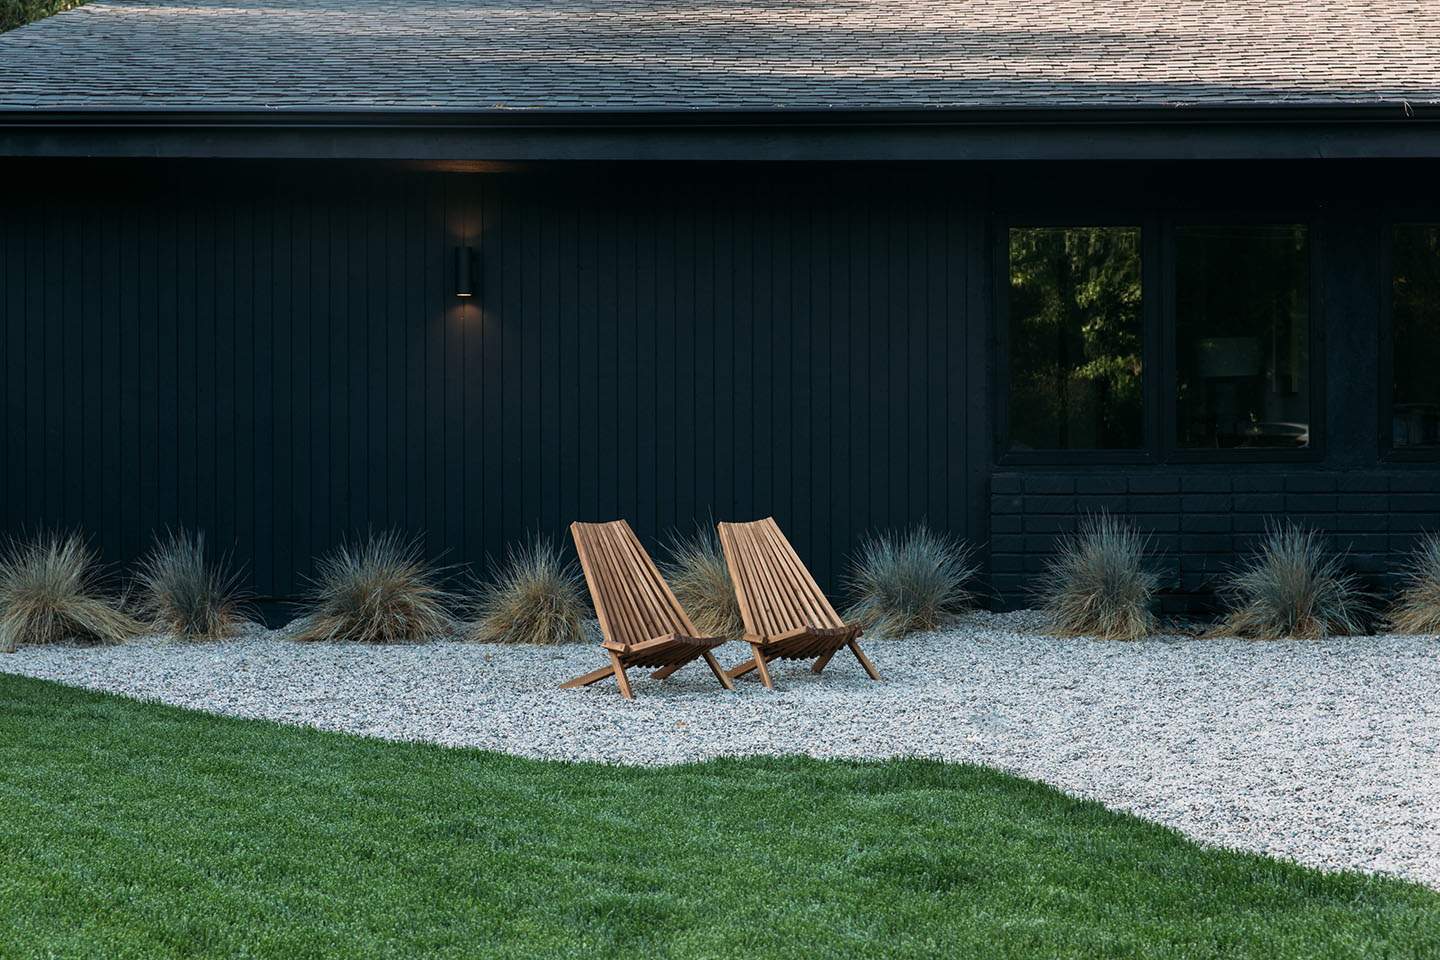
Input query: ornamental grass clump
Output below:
<box><xmin>468</xmin><ymin>535</ymin><xmax>587</xmax><ymax>645</ymax></box>
<box><xmin>1215</xmin><ymin>524</ymin><xmax>1368</xmax><ymax>640</ymax></box>
<box><xmin>1035</xmin><ymin>513</ymin><xmax>1157</xmax><ymax>642</ymax></box>
<box><xmin>662</xmin><ymin>526</ymin><xmax>744</xmax><ymax>642</ymax></box>
<box><xmin>1389</xmin><ymin>532</ymin><xmax>1440</xmax><ymax>635</ymax></box>
<box><xmin>0</xmin><ymin>532</ymin><xmax>135</xmax><ymax>653</ymax></box>
<box><xmin>133</xmin><ymin>529</ymin><xmax>251</xmax><ymax>641</ymax></box>
<box><xmin>844</xmin><ymin>524</ymin><xmax>976</xmax><ymax>638</ymax></box>
<box><xmin>292</xmin><ymin>532</ymin><xmax>455</xmax><ymax>644</ymax></box>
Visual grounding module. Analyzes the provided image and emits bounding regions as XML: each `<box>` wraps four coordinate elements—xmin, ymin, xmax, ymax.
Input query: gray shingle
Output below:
<box><xmin>1</xmin><ymin>0</ymin><xmax>1438</xmax><ymax>111</ymax></box>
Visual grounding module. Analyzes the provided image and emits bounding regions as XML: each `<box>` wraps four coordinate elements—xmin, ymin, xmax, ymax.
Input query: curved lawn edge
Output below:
<box><xmin>2</xmin><ymin>672</ymin><xmax>1437</xmax><ymax>960</ymax></box>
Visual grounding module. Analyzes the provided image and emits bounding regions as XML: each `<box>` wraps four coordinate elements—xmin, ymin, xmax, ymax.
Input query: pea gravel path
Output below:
<box><xmin>4</xmin><ymin>610</ymin><xmax>1437</xmax><ymax>891</ymax></box>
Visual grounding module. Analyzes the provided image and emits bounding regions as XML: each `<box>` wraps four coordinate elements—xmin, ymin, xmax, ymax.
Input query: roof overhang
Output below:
<box><xmin>2</xmin><ymin>105</ymin><xmax>1439</xmax><ymax>163</ymax></box>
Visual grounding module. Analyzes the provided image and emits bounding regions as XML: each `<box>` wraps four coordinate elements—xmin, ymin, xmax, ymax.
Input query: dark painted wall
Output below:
<box><xmin>2</xmin><ymin>158</ymin><xmax>1437</xmax><ymax>620</ymax></box>
<box><xmin>0</xmin><ymin>161</ymin><xmax>987</xmax><ymax>615</ymax></box>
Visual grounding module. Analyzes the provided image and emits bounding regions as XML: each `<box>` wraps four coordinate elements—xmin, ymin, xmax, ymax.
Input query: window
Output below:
<box><xmin>1391</xmin><ymin>224</ymin><xmax>1440</xmax><ymax>449</ymax></box>
<box><xmin>1174</xmin><ymin>225</ymin><xmax>1310</xmax><ymax>450</ymax></box>
<box><xmin>1007</xmin><ymin>226</ymin><xmax>1143</xmax><ymax>451</ymax></box>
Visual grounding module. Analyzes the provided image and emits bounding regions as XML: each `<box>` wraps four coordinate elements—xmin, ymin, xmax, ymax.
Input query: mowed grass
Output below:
<box><xmin>1</xmin><ymin>674</ymin><xmax>1437</xmax><ymax>960</ymax></box>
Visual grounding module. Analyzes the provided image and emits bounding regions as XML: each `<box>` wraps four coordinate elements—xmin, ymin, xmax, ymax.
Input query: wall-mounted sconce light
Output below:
<box><xmin>455</xmin><ymin>246</ymin><xmax>475</xmax><ymax>297</ymax></box>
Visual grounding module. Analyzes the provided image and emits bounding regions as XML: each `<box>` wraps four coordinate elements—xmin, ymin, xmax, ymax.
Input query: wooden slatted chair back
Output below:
<box><xmin>570</xmin><ymin>520</ymin><xmax>699</xmax><ymax>649</ymax></box>
<box><xmin>718</xmin><ymin>518</ymin><xmax>845</xmax><ymax>637</ymax></box>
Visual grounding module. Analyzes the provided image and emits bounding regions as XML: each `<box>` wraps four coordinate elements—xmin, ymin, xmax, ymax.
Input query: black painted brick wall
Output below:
<box><xmin>989</xmin><ymin>470</ymin><xmax>1440</xmax><ymax>614</ymax></box>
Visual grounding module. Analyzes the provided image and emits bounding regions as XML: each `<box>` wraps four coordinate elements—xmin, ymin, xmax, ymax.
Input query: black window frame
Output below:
<box><xmin>994</xmin><ymin>216</ymin><xmax>1161</xmax><ymax>466</ymax></box>
<box><xmin>1380</xmin><ymin>217</ymin><xmax>1440</xmax><ymax>462</ymax></box>
<box><xmin>995</xmin><ymin>212</ymin><xmax>1324</xmax><ymax>465</ymax></box>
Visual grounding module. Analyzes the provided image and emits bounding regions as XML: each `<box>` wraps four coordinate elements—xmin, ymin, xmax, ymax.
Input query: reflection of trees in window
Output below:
<box><xmin>1175</xmin><ymin>226</ymin><xmax>1309</xmax><ymax>449</ymax></box>
<box><xmin>1008</xmin><ymin>227</ymin><xmax>1142</xmax><ymax>451</ymax></box>
<box><xmin>1393</xmin><ymin>225</ymin><xmax>1440</xmax><ymax>448</ymax></box>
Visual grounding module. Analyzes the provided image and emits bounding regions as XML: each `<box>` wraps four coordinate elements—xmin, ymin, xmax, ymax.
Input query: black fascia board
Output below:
<box><xmin>1</xmin><ymin>103</ymin><xmax>1438</xmax><ymax>162</ymax></box>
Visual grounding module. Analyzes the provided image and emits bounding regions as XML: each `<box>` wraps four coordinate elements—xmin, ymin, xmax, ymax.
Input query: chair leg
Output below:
<box><xmin>812</xmin><ymin>647</ymin><xmax>839</xmax><ymax>674</ymax></box>
<box><xmin>609</xmin><ymin>651</ymin><xmax>635</xmax><ymax>699</ymax></box>
<box><xmin>560</xmin><ymin>663</ymin><xmax>617</xmax><ymax>688</ymax></box>
<box><xmin>703</xmin><ymin>650</ymin><xmax>735</xmax><ymax>690</ymax></box>
<box><xmin>751</xmin><ymin>644</ymin><xmax>775</xmax><ymax>689</ymax></box>
<box><xmin>650</xmin><ymin>658</ymin><xmax>687</xmax><ymax>681</ymax></box>
<box><xmin>725</xmin><ymin>657</ymin><xmax>760</xmax><ymax>679</ymax></box>
<box><xmin>848</xmin><ymin>639</ymin><xmax>881</xmax><ymax>681</ymax></box>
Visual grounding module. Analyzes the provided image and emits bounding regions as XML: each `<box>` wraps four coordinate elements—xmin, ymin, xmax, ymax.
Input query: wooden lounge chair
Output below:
<box><xmin>717</xmin><ymin>517</ymin><xmax>881</xmax><ymax>689</ymax></box>
<box><xmin>562</xmin><ymin>520</ymin><xmax>734</xmax><ymax>699</ymax></box>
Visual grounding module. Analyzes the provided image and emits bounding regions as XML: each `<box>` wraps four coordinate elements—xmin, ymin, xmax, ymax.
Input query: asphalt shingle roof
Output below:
<box><xmin>3</xmin><ymin>0</ymin><xmax>1439</xmax><ymax>112</ymax></box>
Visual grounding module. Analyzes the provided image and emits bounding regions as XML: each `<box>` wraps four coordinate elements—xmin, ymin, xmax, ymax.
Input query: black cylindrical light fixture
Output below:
<box><xmin>455</xmin><ymin>246</ymin><xmax>475</xmax><ymax>297</ymax></box>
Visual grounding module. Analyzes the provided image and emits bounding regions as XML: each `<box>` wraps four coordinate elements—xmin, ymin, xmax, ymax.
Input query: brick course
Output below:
<box><xmin>989</xmin><ymin>470</ymin><xmax>1440</xmax><ymax>613</ymax></box>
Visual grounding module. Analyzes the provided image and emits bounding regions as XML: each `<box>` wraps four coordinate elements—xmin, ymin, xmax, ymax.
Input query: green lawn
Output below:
<box><xmin>1</xmin><ymin>673</ymin><xmax>1436</xmax><ymax>959</ymax></box>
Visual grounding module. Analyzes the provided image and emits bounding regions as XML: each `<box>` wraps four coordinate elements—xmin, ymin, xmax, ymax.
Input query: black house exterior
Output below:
<box><xmin>3</xmin><ymin>1</ymin><xmax>1439</xmax><ymax>616</ymax></box>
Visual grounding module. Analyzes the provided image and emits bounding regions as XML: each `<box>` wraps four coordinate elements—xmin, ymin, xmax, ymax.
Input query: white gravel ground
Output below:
<box><xmin>3</xmin><ymin>609</ymin><xmax>1437</xmax><ymax>891</ymax></box>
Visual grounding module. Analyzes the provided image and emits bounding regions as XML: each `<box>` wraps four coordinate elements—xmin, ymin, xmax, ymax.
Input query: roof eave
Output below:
<box><xmin>2</xmin><ymin>102</ymin><xmax>1439</xmax><ymax>162</ymax></box>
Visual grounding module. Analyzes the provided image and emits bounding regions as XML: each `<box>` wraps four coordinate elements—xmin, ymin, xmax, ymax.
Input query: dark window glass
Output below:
<box><xmin>1008</xmin><ymin>227</ymin><xmax>1143</xmax><ymax>451</ymax></box>
<box><xmin>1392</xmin><ymin>225</ymin><xmax>1440</xmax><ymax>449</ymax></box>
<box><xmin>1175</xmin><ymin>225</ymin><xmax>1310</xmax><ymax>450</ymax></box>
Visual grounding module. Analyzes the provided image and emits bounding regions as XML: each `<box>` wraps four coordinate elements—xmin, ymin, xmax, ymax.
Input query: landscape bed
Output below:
<box><xmin>2</xmin><ymin>671</ymin><xmax>1439</xmax><ymax>960</ymax></box>
<box><xmin>3</xmin><ymin>610</ymin><xmax>1437</xmax><ymax>893</ymax></box>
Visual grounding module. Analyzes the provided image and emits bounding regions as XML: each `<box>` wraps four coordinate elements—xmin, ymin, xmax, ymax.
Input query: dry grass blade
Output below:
<box><xmin>134</xmin><ymin>529</ymin><xmax>252</xmax><ymax>641</ymax></box>
<box><xmin>844</xmin><ymin>523</ymin><xmax>977</xmax><ymax>639</ymax></box>
<box><xmin>1389</xmin><ymin>532</ymin><xmax>1440</xmax><ymax>635</ymax></box>
<box><xmin>662</xmin><ymin>526</ymin><xmax>744</xmax><ymax>642</ymax></box>
<box><xmin>0</xmin><ymin>532</ymin><xmax>135</xmax><ymax>653</ymax></box>
<box><xmin>468</xmin><ymin>535</ymin><xmax>587</xmax><ymax>645</ymax></box>
<box><xmin>292</xmin><ymin>532</ymin><xmax>455</xmax><ymax>644</ymax></box>
<box><xmin>1214</xmin><ymin>523</ymin><xmax>1368</xmax><ymax>640</ymax></box>
<box><xmin>1036</xmin><ymin>513</ymin><xmax>1157</xmax><ymax>642</ymax></box>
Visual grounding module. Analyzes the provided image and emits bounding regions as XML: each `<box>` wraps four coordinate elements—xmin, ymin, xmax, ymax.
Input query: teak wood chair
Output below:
<box><xmin>717</xmin><ymin>517</ymin><xmax>881</xmax><ymax>689</ymax></box>
<box><xmin>563</xmin><ymin>520</ymin><xmax>734</xmax><ymax>699</ymax></box>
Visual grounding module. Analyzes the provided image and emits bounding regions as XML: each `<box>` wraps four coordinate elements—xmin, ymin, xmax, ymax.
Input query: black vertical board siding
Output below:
<box><xmin>637</xmin><ymin>197</ymin><xmax>661</xmax><ymax>541</ymax></box>
<box><xmin>1</xmin><ymin>209</ymin><xmax>15</xmax><ymax>531</ymax></box>
<box><xmin>672</xmin><ymin>200</ymin><xmax>696</xmax><ymax>534</ymax></box>
<box><xmin>195</xmin><ymin>200</ymin><xmax>217</xmax><ymax>544</ymax></box>
<box><xmin>498</xmin><ymin>186</ymin><xmax>524</xmax><ymax>548</ymax></box>
<box><xmin>924</xmin><ymin>197</ymin><xmax>951</xmax><ymax>535</ymax></box>
<box><xmin>285</xmin><ymin>197</ymin><xmax>308</xmax><ymax>588</ymax></box>
<box><xmin>177</xmin><ymin>203</ymin><xmax>199</xmax><ymax>530</ymax></box>
<box><xmin>558</xmin><ymin>198</ymin><xmax>581</xmax><ymax>537</ymax></box>
<box><xmin>654</xmin><ymin>196</ymin><xmax>677</xmax><ymax>545</ymax></box>
<box><xmin>214</xmin><ymin>201</ymin><xmax>237</xmax><ymax>557</ymax></box>
<box><xmin>327</xmin><ymin>190</ymin><xmax>349</xmax><ymax>559</ymax></box>
<box><xmin>156</xmin><ymin>199</ymin><xmax>179</xmax><ymax>544</ymax></box>
<box><xmin>473</xmin><ymin>180</ymin><xmax>498</xmax><ymax>567</ymax></box>
<box><xmin>907</xmin><ymin>195</ymin><xmax>929</xmax><ymax>528</ymax></box>
<box><xmin>710</xmin><ymin>197</ymin><xmax>734</xmax><ymax>530</ymax></box>
<box><xmin>690</xmin><ymin>202</ymin><xmax>715</xmax><ymax>528</ymax></box>
<box><xmin>463</xmin><ymin>181</ymin><xmax>486</xmax><ymax>567</ymax></box>
<box><xmin>614</xmin><ymin>198</ymin><xmax>639</xmax><ymax>532</ymax></box>
<box><xmin>19</xmin><ymin>203</ymin><xmax>37</xmax><ymax>526</ymax></box>
<box><xmin>273</xmin><ymin>196</ymin><xmax>296</xmax><ymax>596</ymax></box>
<box><xmin>77</xmin><ymin>205</ymin><xmax>101</xmax><ymax>546</ymax></box>
<box><xmin>308</xmin><ymin>192</ymin><xmax>330</xmax><ymax>575</ymax></box>
<box><xmin>538</xmin><ymin>190</ymin><xmax>561</xmax><ymax>541</ymax></box>
<box><xmin>42</xmin><ymin>206</ymin><xmax>64</xmax><ymax>527</ymax></box>
<box><xmin>403</xmin><ymin>183</ymin><xmax>425</xmax><ymax>539</ymax></box>
<box><xmin>575</xmin><ymin>193</ymin><xmax>600</xmax><ymax>523</ymax></box>
<box><xmin>251</xmin><ymin>196</ymin><xmax>275</xmax><ymax>595</ymax></box>
<box><xmin>2</xmin><ymin>162</ymin><xmax>1009</xmax><ymax>611</ymax></box>
<box><xmin>232</xmin><ymin>201</ymin><xmax>256</xmax><ymax>581</ymax></box>
<box><xmin>807</xmin><ymin>200</ymin><xmax>833</xmax><ymax>586</ymax></box>
<box><xmin>136</xmin><ymin>201</ymin><xmax>160</xmax><ymax>556</ymax></box>
<box><xmin>768</xmin><ymin>198</ymin><xmax>790</xmax><ymax>537</ymax></box>
<box><xmin>345</xmin><ymin>193</ymin><xmax>369</xmax><ymax>543</ymax></box>
<box><xmin>732</xmin><ymin>197</ymin><xmax>755</xmax><ymax>521</ymax></box>
<box><xmin>962</xmin><ymin>197</ymin><xmax>989</xmax><ymax>570</ymax></box>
